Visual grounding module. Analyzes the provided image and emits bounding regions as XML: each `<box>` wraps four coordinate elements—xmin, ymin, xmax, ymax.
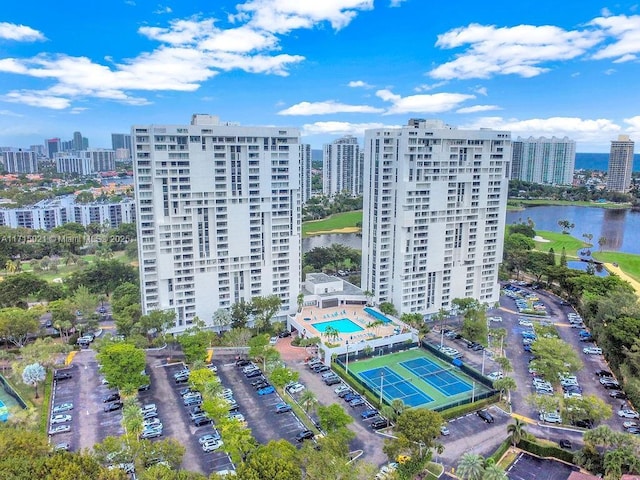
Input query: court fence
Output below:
<box><xmin>333</xmin><ymin>343</ymin><xmax>497</xmax><ymax>412</ymax></box>
<box><xmin>0</xmin><ymin>373</ymin><xmax>27</xmax><ymax>409</ymax></box>
<box><xmin>333</xmin><ymin>341</ymin><xmax>419</xmax><ymax>365</ymax></box>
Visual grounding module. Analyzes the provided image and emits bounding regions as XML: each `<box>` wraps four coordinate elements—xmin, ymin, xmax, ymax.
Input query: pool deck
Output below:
<box><xmin>296</xmin><ymin>304</ymin><xmax>411</xmax><ymax>346</ymax></box>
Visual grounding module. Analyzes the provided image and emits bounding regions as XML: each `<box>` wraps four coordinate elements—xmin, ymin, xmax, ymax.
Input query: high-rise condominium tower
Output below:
<box><xmin>300</xmin><ymin>143</ymin><xmax>312</xmax><ymax>204</ymax></box>
<box><xmin>322</xmin><ymin>135</ymin><xmax>362</xmax><ymax>196</ymax></box>
<box><xmin>606</xmin><ymin>135</ymin><xmax>635</xmax><ymax>193</ymax></box>
<box><xmin>361</xmin><ymin>119</ymin><xmax>510</xmax><ymax>315</ymax></box>
<box><xmin>133</xmin><ymin>114</ymin><xmax>301</xmax><ymax>333</ymax></box>
<box><xmin>511</xmin><ymin>136</ymin><xmax>575</xmax><ymax>185</ymax></box>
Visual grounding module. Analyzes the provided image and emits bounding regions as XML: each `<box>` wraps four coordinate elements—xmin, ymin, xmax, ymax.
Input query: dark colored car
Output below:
<box><xmin>472</xmin><ymin>344</ymin><xmax>484</xmax><ymax>351</ymax></box>
<box><xmin>253</xmin><ymin>382</ymin><xmax>270</xmax><ymax>390</ymax></box>
<box><xmin>573</xmin><ymin>419</ymin><xmax>594</xmax><ymax>429</ymax></box>
<box><xmin>324</xmin><ymin>376</ymin><xmax>341</xmax><ymax>386</ymax></box>
<box><xmin>627</xmin><ymin>427</ymin><xmax>640</xmax><ymax>434</ymax></box>
<box><xmin>295</xmin><ymin>430</ymin><xmax>314</xmax><ymax>442</ymax></box>
<box><xmin>370</xmin><ymin>418</ymin><xmax>388</xmax><ymax>430</ymax></box>
<box><xmin>175</xmin><ymin>376</ymin><xmax>189</xmax><ymax>384</ymax></box>
<box><xmin>602</xmin><ymin>382</ymin><xmax>621</xmax><ymax>390</ymax></box>
<box><xmin>275</xmin><ymin>403</ymin><xmax>292</xmax><ymax>414</ymax></box>
<box><xmin>138</xmin><ymin>383</ymin><xmax>151</xmax><ymax>392</ymax></box>
<box><xmin>250</xmin><ymin>378</ymin><xmax>267</xmax><ymax>386</ymax></box>
<box><xmin>361</xmin><ymin>409</ymin><xmax>379</xmax><ymax>419</ymax></box>
<box><xmin>337</xmin><ymin>389</ymin><xmax>353</xmax><ymax>398</ymax></box>
<box><xmin>610</xmin><ymin>390</ymin><xmax>627</xmax><ymax>399</ymax></box>
<box><xmin>313</xmin><ymin>365</ymin><xmax>330</xmax><ymax>373</ymax></box>
<box><xmin>246</xmin><ymin>369</ymin><xmax>262</xmax><ymax>378</ymax></box>
<box><xmin>235</xmin><ymin>359</ymin><xmax>251</xmax><ymax>367</ymax></box>
<box><xmin>277</xmin><ymin>331</ymin><xmax>292</xmax><ymax>338</ymax></box>
<box><xmin>104</xmin><ymin>401</ymin><xmax>123</xmax><ymax>412</ymax></box>
<box><xmin>477</xmin><ymin>409</ymin><xmax>494</xmax><ymax>423</ymax></box>
<box><xmin>193</xmin><ymin>417</ymin><xmax>212</xmax><ymax>427</ymax></box>
<box><xmin>559</xmin><ymin>439</ymin><xmax>572</xmax><ymax>449</ymax></box>
<box><xmin>54</xmin><ymin>371</ymin><xmax>72</xmax><ymax>381</ymax></box>
<box><xmin>596</xmin><ymin>370</ymin><xmax>613</xmax><ymax>377</ymax></box>
<box><xmin>103</xmin><ymin>393</ymin><xmax>120</xmax><ymax>403</ymax></box>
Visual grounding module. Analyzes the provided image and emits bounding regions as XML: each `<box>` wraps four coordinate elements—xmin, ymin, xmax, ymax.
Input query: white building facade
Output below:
<box><xmin>606</xmin><ymin>135</ymin><xmax>635</xmax><ymax>192</ymax></box>
<box><xmin>511</xmin><ymin>136</ymin><xmax>575</xmax><ymax>185</ymax></box>
<box><xmin>55</xmin><ymin>155</ymin><xmax>94</xmax><ymax>175</ymax></box>
<box><xmin>361</xmin><ymin>119</ymin><xmax>510</xmax><ymax>316</ymax></box>
<box><xmin>2</xmin><ymin>149</ymin><xmax>38</xmax><ymax>173</ymax></box>
<box><xmin>322</xmin><ymin>135</ymin><xmax>362</xmax><ymax>196</ymax></box>
<box><xmin>0</xmin><ymin>195</ymin><xmax>135</xmax><ymax>230</ymax></box>
<box><xmin>300</xmin><ymin>143</ymin><xmax>312</xmax><ymax>204</ymax></box>
<box><xmin>133</xmin><ymin>114</ymin><xmax>302</xmax><ymax>333</ymax></box>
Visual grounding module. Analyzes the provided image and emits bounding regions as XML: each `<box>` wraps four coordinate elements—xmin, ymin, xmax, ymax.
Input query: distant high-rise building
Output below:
<box><xmin>30</xmin><ymin>145</ymin><xmax>45</xmax><ymax>156</ymax></box>
<box><xmin>133</xmin><ymin>114</ymin><xmax>301</xmax><ymax>333</ymax></box>
<box><xmin>46</xmin><ymin>138</ymin><xmax>61</xmax><ymax>159</ymax></box>
<box><xmin>606</xmin><ymin>135</ymin><xmax>635</xmax><ymax>192</ymax></box>
<box><xmin>61</xmin><ymin>139</ymin><xmax>74</xmax><ymax>152</ymax></box>
<box><xmin>322</xmin><ymin>135</ymin><xmax>362</xmax><ymax>196</ymax></box>
<box><xmin>511</xmin><ymin>136</ymin><xmax>575</xmax><ymax>185</ymax></box>
<box><xmin>1</xmin><ymin>149</ymin><xmax>38</xmax><ymax>173</ymax></box>
<box><xmin>300</xmin><ymin>143</ymin><xmax>312</xmax><ymax>204</ymax></box>
<box><xmin>73</xmin><ymin>131</ymin><xmax>83</xmax><ymax>151</ymax></box>
<box><xmin>55</xmin><ymin>149</ymin><xmax>115</xmax><ymax>174</ymax></box>
<box><xmin>362</xmin><ymin>119</ymin><xmax>510</xmax><ymax>316</ymax></box>
<box><xmin>111</xmin><ymin>133</ymin><xmax>132</xmax><ymax>151</ymax></box>
<box><xmin>82</xmin><ymin>149</ymin><xmax>116</xmax><ymax>172</ymax></box>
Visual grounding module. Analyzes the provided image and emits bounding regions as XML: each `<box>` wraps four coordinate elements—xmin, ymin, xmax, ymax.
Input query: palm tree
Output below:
<box><xmin>457</xmin><ymin>453</ymin><xmax>485</xmax><ymax>480</ymax></box>
<box><xmin>324</xmin><ymin>326</ymin><xmax>340</xmax><ymax>342</ymax></box>
<box><xmin>494</xmin><ymin>356</ymin><xmax>512</xmax><ymax>374</ymax></box>
<box><xmin>380</xmin><ymin>405</ymin><xmax>395</xmax><ymax>426</ymax></box>
<box><xmin>482</xmin><ymin>462</ymin><xmax>507</xmax><ymax>480</ymax></box>
<box><xmin>391</xmin><ymin>398</ymin><xmax>406</xmax><ymax>417</ymax></box>
<box><xmin>299</xmin><ymin>390</ymin><xmax>318</xmax><ymax>414</ymax></box>
<box><xmin>506</xmin><ymin>418</ymin><xmax>526</xmax><ymax>448</ymax></box>
<box><xmin>598</xmin><ymin>236</ymin><xmax>607</xmax><ymax>252</ymax></box>
<box><xmin>297</xmin><ymin>292</ymin><xmax>304</xmax><ymax>312</ymax></box>
<box><xmin>494</xmin><ymin>377</ymin><xmax>517</xmax><ymax>409</ymax></box>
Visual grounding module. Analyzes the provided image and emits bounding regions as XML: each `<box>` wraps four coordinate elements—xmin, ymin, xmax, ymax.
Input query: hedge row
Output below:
<box><xmin>439</xmin><ymin>394</ymin><xmax>500</xmax><ymax>420</ymax></box>
<box><xmin>518</xmin><ymin>438</ymin><xmax>576</xmax><ymax>464</ymax></box>
<box><xmin>489</xmin><ymin>438</ymin><xmax>511</xmax><ymax>463</ymax></box>
<box><xmin>331</xmin><ymin>361</ymin><xmax>383</xmax><ymax>408</ymax></box>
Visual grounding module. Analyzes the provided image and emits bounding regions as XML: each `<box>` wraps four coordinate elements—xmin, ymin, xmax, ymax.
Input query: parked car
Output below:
<box><xmin>583</xmin><ymin>347</ymin><xmax>603</xmax><ymax>355</ymax></box>
<box><xmin>573</xmin><ymin>419</ymin><xmax>594</xmax><ymax>429</ymax></box>
<box><xmin>371</xmin><ymin>418</ymin><xmax>389</xmax><ymax>430</ymax></box>
<box><xmin>199</xmin><ymin>432</ymin><xmax>221</xmax><ymax>444</ymax></box>
<box><xmin>295</xmin><ymin>430</ymin><xmax>314</xmax><ymax>442</ymax></box>
<box><xmin>286</xmin><ymin>383</ymin><xmax>305</xmax><ymax>394</ymax></box>
<box><xmin>623</xmin><ymin>421</ymin><xmax>638</xmax><ymax>429</ymax></box>
<box><xmin>246</xmin><ymin>370</ymin><xmax>262</xmax><ymax>378</ymax></box>
<box><xmin>324</xmin><ymin>376</ymin><xmax>341</xmax><ymax>386</ymax></box>
<box><xmin>275</xmin><ymin>402</ymin><xmax>292</xmax><ymax>414</ymax></box>
<box><xmin>349</xmin><ymin>397</ymin><xmax>365</xmax><ymax>407</ymax></box>
<box><xmin>337</xmin><ymin>388</ymin><xmax>353</xmax><ymax>398</ymax></box>
<box><xmin>50</xmin><ymin>414</ymin><xmax>72</xmax><ymax>424</ymax></box>
<box><xmin>595</xmin><ymin>370</ymin><xmax>613</xmax><ymax>377</ymax></box>
<box><xmin>335</xmin><ymin>384</ymin><xmax>350</xmax><ymax>395</ymax></box>
<box><xmin>559</xmin><ymin>439</ymin><xmax>572</xmax><ymax>449</ymax></box>
<box><xmin>257</xmin><ymin>386</ymin><xmax>275</xmax><ymax>395</ymax></box>
<box><xmin>194</xmin><ymin>416</ymin><xmax>213</xmax><ymax>427</ymax></box>
<box><xmin>49</xmin><ymin>425</ymin><xmax>71</xmax><ymax>435</ymax></box>
<box><xmin>235</xmin><ymin>359</ymin><xmax>251</xmax><ymax>367</ymax></box>
<box><xmin>487</xmin><ymin>371</ymin><xmax>503</xmax><ymax>381</ymax></box>
<box><xmin>140</xmin><ymin>428</ymin><xmax>163</xmax><ymax>439</ymax></box>
<box><xmin>104</xmin><ymin>401</ymin><xmax>124</xmax><ymax>412</ymax></box>
<box><xmin>313</xmin><ymin>365</ymin><xmax>330</xmax><ymax>373</ymax></box>
<box><xmin>103</xmin><ymin>393</ymin><xmax>121</xmax><ymax>403</ymax></box>
<box><xmin>54</xmin><ymin>371</ymin><xmax>72</xmax><ymax>381</ymax></box>
<box><xmin>361</xmin><ymin>409</ymin><xmax>379</xmax><ymax>419</ymax></box>
<box><xmin>610</xmin><ymin>391</ymin><xmax>628</xmax><ymax>399</ymax></box>
<box><xmin>269</xmin><ymin>336</ymin><xmax>278</xmax><ymax>345</ymax></box>
<box><xmin>617</xmin><ymin>409</ymin><xmax>640</xmax><ymax>419</ymax></box>
<box><xmin>440</xmin><ymin>425</ymin><xmax>450</xmax><ymax>436</ymax></box>
<box><xmin>539</xmin><ymin>412</ymin><xmax>562</xmax><ymax>423</ymax></box>
<box><xmin>277</xmin><ymin>331</ymin><xmax>292</xmax><ymax>338</ymax></box>
<box><xmin>52</xmin><ymin>402</ymin><xmax>74</xmax><ymax>414</ymax></box>
<box><xmin>477</xmin><ymin>409</ymin><xmax>494</xmax><ymax>423</ymax></box>
<box><xmin>202</xmin><ymin>439</ymin><xmax>224</xmax><ymax>452</ymax></box>
<box><xmin>53</xmin><ymin>442</ymin><xmax>71</xmax><ymax>451</ymax></box>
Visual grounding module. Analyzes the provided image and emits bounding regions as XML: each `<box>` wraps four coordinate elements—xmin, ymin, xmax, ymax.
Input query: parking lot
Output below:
<box><xmin>506</xmin><ymin>452</ymin><xmax>576</xmax><ymax>480</ymax></box>
<box><xmin>144</xmin><ymin>357</ymin><xmax>235</xmax><ymax>475</ymax></box>
<box><xmin>216</xmin><ymin>362</ymin><xmax>307</xmax><ymax>445</ymax></box>
<box><xmin>50</xmin><ymin>350</ymin><xmax>124</xmax><ymax>451</ymax></box>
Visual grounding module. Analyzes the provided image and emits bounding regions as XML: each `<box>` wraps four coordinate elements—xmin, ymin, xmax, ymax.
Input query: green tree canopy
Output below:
<box><xmin>96</xmin><ymin>343</ymin><xmax>147</xmax><ymax>391</ymax></box>
<box><xmin>235</xmin><ymin>440</ymin><xmax>301</xmax><ymax>480</ymax></box>
<box><xmin>317</xmin><ymin>403</ymin><xmax>354</xmax><ymax>433</ymax></box>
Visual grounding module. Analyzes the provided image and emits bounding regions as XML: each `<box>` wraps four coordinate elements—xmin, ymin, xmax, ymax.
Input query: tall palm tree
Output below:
<box><xmin>299</xmin><ymin>390</ymin><xmax>318</xmax><ymax>414</ymax></box>
<box><xmin>391</xmin><ymin>398</ymin><xmax>406</xmax><ymax>417</ymax></box>
<box><xmin>494</xmin><ymin>377</ymin><xmax>517</xmax><ymax>409</ymax></box>
<box><xmin>506</xmin><ymin>418</ymin><xmax>526</xmax><ymax>448</ymax></box>
<box><xmin>380</xmin><ymin>405</ymin><xmax>395</xmax><ymax>426</ymax></box>
<box><xmin>457</xmin><ymin>453</ymin><xmax>485</xmax><ymax>480</ymax></box>
<box><xmin>482</xmin><ymin>463</ymin><xmax>507</xmax><ymax>480</ymax></box>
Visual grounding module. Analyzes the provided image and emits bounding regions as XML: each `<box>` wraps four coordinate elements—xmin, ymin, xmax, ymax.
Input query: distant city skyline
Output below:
<box><xmin>1</xmin><ymin>1</ymin><xmax>640</xmax><ymax>151</ymax></box>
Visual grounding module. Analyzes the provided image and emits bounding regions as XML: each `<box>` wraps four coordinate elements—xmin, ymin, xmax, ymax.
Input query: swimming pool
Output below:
<box><xmin>312</xmin><ymin>318</ymin><xmax>364</xmax><ymax>334</ymax></box>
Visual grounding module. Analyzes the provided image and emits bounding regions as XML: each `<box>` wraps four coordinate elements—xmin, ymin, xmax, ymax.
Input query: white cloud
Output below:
<box><xmin>234</xmin><ymin>0</ymin><xmax>374</xmax><ymax>33</ymax></box>
<box><xmin>430</xmin><ymin>23</ymin><xmax>603</xmax><ymax>80</ymax></box>
<box><xmin>590</xmin><ymin>15</ymin><xmax>640</xmax><ymax>62</ymax></box>
<box><xmin>302</xmin><ymin>121</ymin><xmax>396</xmax><ymax>137</ymax></box>
<box><xmin>0</xmin><ymin>109</ymin><xmax>23</xmax><ymax>117</ymax></box>
<box><xmin>604</xmin><ymin>68</ymin><xmax>616</xmax><ymax>75</ymax></box>
<box><xmin>0</xmin><ymin>0</ymin><xmax>377</xmax><ymax>109</ymax></box>
<box><xmin>348</xmin><ymin>80</ymin><xmax>372</xmax><ymax>88</ymax></box>
<box><xmin>70</xmin><ymin>107</ymin><xmax>88</xmax><ymax>114</ymax></box>
<box><xmin>376</xmin><ymin>89</ymin><xmax>474</xmax><ymax>114</ymax></box>
<box><xmin>461</xmin><ymin>116</ymin><xmax>621</xmax><ymax>144</ymax></box>
<box><xmin>473</xmin><ymin>86</ymin><xmax>488</xmax><ymax>96</ymax></box>
<box><xmin>0</xmin><ymin>22</ymin><xmax>45</xmax><ymax>42</ymax></box>
<box><xmin>456</xmin><ymin>105</ymin><xmax>501</xmax><ymax>114</ymax></box>
<box><xmin>390</xmin><ymin>0</ymin><xmax>407</xmax><ymax>6</ymax></box>
<box><xmin>414</xmin><ymin>81</ymin><xmax>448</xmax><ymax>92</ymax></box>
<box><xmin>154</xmin><ymin>5</ymin><xmax>173</xmax><ymax>14</ymax></box>
<box><xmin>278</xmin><ymin>100</ymin><xmax>383</xmax><ymax>115</ymax></box>
<box><xmin>601</xmin><ymin>8</ymin><xmax>613</xmax><ymax>17</ymax></box>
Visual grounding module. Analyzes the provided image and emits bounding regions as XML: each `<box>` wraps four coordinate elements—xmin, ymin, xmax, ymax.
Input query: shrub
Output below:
<box><xmin>518</xmin><ymin>438</ymin><xmax>575</xmax><ymax>464</ymax></box>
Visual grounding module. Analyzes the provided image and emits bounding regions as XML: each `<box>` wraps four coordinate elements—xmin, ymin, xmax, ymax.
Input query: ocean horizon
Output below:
<box><xmin>576</xmin><ymin>152</ymin><xmax>640</xmax><ymax>172</ymax></box>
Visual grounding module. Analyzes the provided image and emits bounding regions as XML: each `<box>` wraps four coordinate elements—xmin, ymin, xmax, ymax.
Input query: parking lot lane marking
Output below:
<box><xmin>511</xmin><ymin>413</ymin><xmax>536</xmax><ymax>425</ymax></box>
<box><xmin>65</xmin><ymin>351</ymin><xmax>78</xmax><ymax>366</ymax></box>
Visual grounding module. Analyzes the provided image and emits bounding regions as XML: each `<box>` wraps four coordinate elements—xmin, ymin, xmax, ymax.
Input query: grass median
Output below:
<box><xmin>302</xmin><ymin>211</ymin><xmax>363</xmax><ymax>237</ymax></box>
<box><xmin>277</xmin><ymin>386</ymin><xmax>321</xmax><ymax>434</ymax></box>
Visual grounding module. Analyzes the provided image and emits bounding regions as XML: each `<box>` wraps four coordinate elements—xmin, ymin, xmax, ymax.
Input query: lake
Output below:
<box><xmin>506</xmin><ymin>205</ymin><xmax>640</xmax><ymax>255</ymax></box>
<box><xmin>304</xmin><ymin>204</ymin><xmax>640</xmax><ymax>257</ymax></box>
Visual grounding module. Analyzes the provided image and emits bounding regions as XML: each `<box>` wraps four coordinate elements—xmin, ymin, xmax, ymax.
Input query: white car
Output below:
<box><xmin>335</xmin><ymin>384</ymin><xmax>349</xmax><ymax>394</ymax></box>
<box><xmin>563</xmin><ymin>392</ymin><xmax>582</xmax><ymax>399</ymax></box>
<box><xmin>487</xmin><ymin>371</ymin><xmax>504</xmax><ymax>381</ymax></box>
<box><xmin>202</xmin><ymin>439</ymin><xmax>224</xmax><ymax>452</ymax></box>
<box><xmin>489</xmin><ymin>316</ymin><xmax>503</xmax><ymax>322</ymax></box>
<box><xmin>376</xmin><ymin>462</ymin><xmax>399</xmax><ymax>480</ymax></box>
<box><xmin>617</xmin><ymin>409</ymin><xmax>640</xmax><ymax>419</ymax></box>
<box><xmin>623</xmin><ymin>421</ymin><xmax>638</xmax><ymax>429</ymax></box>
<box><xmin>519</xmin><ymin>319</ymin><xmax>533</xmax><ymax>327</ymax></box>
<box><xmin>287</xmin><ymin>383</ymin><xmax>305</xmax><ymax>394</ymax></box>
<box><xmin>50</xmin><ymin>414</ymin><xmax>72</xmax><ymax>424</ymax></box>
<box><xmin>52</xmin><ymin>402</ymin><xmax>74</xmax><ymax>413</ymax></box>
<box><xmin>49</xmin><ymin>425</ymin><xmax>71</xmax><ymax>435</ymax></box>
<box><xmin>539</xmin><ymin>412</ymin><xmax>562</xmax><ymax>424</ymax></box>
<box><xmin>269</xmin><ymin>336</ymin><xmax>278</xmax><ymax>345</ymax></box>
<box><xmin>583</xmin><ymin>347</ymin><xmax>603</xmax><ymax>355</ymax></box>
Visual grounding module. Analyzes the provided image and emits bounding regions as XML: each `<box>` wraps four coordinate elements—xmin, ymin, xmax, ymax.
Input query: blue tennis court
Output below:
<box><xmin>358</xmin><ymin>366</ymin><xmax>433</xmax><ymax>407</ymax></box>
<box><xmin>400</xmin><ymin>358</ymin><xmax>472</xmax><ymax>396</ymax></box>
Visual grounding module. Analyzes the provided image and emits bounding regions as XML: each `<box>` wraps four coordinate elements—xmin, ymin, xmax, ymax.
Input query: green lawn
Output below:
<box><xmin>533</xmin><ymin>230</ymin><xmax>588</xmax><ymax>259</ymax></box>
<box><xmin>593</xmin><ymin>251</ymin><xmax>640</xmax><ymax>283</ymax></box>
<box><xmin>302</xmin><ymin>211</ymin><xmax>363</xmax><ymax>237</ymax></box>
<box><xmin>346</xmin><ymin>349</ymin><xmax>490</xmax><ymax>411</ymax></box>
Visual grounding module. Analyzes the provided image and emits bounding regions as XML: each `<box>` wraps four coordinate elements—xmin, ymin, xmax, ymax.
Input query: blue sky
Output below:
<box><xmin>1</xmin><ymin>0</ymin><xmax>640</xmax><ymax>151</ymax></box>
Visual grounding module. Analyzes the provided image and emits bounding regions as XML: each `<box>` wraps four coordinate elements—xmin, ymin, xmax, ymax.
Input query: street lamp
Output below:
<box><xmin>379</xmin><ymin>371</ymin><xmax>385</xmax><ymax>405</ymax></box>
<box><xmin>481</xmin><ymin>349</ymin><xmax>486</xmax><ymax>375</ymax></box>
